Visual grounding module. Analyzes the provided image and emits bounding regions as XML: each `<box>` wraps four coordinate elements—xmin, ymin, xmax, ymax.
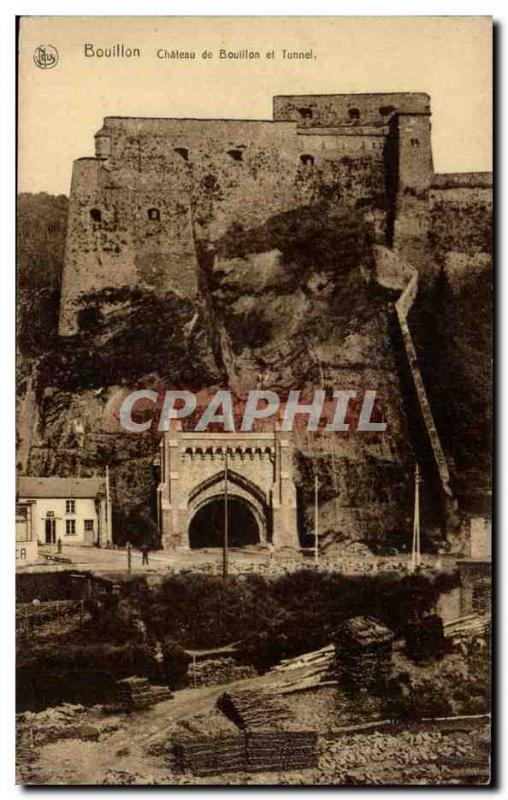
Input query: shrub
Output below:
<box><xmin>161</xmin><ymin>638</ymin><xmax>191</xmax><ymax>689</ymax></box>
<box><xmin>16</xmin><ymin>571</ymin><xmax>76</xmax><ymax>603</ymax></box>
<box><xmin>382</xmin><ymin>673</ymin><xmax>452</xmax><ymax>720</ymax></box>
<box><xmin>17</xmin><ymin>641</ymin><xmax>158</xmax><ymax>711</ymax></box>
<box><xmin>146</xmin><ymin>569</ymin><xmax>458</xmax><ymax>664</ymax></box>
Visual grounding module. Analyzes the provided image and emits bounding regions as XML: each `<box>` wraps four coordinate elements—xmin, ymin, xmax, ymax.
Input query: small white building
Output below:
<box><xmin>17</xmin><ymin>476</ymin><xmax>112</xmax><ymax>548</ymax></box>
<box><xmin>16</xmin><ymin>500</ymin><xmax>38</xmax><ymax>564</ymax></box>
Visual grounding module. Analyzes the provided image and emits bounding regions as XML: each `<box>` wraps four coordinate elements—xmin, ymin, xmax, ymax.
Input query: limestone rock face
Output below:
<box><xmin>18</xmin><ymin>200</ymin><xmax>419</xmax><ymax>548</ymax></box>
<box><xmin>17</xmin><ymin>180</ymin><xmax>491</xmax><ymax>550</ymax></box>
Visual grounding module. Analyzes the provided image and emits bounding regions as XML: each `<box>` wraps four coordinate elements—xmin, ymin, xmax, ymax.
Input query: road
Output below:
<box><xmin>20</xmin><ymin>544</ymin><xmax>459</xmax><ymax>581</ymax></box>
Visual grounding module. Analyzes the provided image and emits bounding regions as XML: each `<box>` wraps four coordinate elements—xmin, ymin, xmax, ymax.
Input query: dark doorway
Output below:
<box><xmin>189</xmin><ymin>497</ymin><xmax>260</xmax><ymax>549</ymax></box>
<box><xmin>45</xmin><ymin>518</ymin><xmax>56</xmax><ymax>544</ymax></box>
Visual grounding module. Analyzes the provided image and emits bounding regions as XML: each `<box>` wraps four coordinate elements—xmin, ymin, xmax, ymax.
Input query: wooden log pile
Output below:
<box><xmin>188</xmin><ymin>657</ymin><xmax>256</xmax><ymax>687</ymax></box>
<box><xmin>149</xmin><ymin>685</ymin><xmax>173</xmax><ymax>703</ymax></box>
<box><xmin>173</xmin><ymin>731</ymin><xmax>318</xmax><ymax>776</ymax></box>
<box><xmin>173</xmin><ymin>735</ymin><xmax>247</xmax><ymax>776</ymax></box>
<box><xmin>333</xmin><ymin>616</ymin><xmax>394</xmax><ymax>692</ymax></box>
<box><xmin>217</xmin><ymin>688</ymin><xmax>293</xmax><ymax>730</ymax></box>
<box><xmin>117</xmin><ymin>676</ymin><xmax>173</xmax><ymax>710</ymax></box>
<box><xmin>247</xmin><ymin>730</ymin><xmax>317</xmax><ymax>772</ymax></box>
<box><xmin>443</xmin><ymin>614</ymin><xmax>491</xmax><ymax>642</ymax></box>
<box><xmin>116</xmin><ymin>677</ymin><xmax>157</xmax><ymax>710</ymax></box>
<box><xmin>269</xmin><ymin>644</ymin><xmax>337</xmax><ymax>694</ymax></box>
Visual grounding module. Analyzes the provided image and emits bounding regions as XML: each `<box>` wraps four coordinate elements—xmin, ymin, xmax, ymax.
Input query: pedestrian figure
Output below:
<box><xmin>57</xmin><ymin>537</ymin><xmax>63</xmax><ymax>555</ymax></box>
<box><xmin>141</xmin><ymin>543</ymin><xmax>150</xmax><ymax>566</ymax></box>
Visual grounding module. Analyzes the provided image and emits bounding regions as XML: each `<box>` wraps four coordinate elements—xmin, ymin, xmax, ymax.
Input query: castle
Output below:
<box><xmin>59</xmin><ymin>92</ymin><xmax>491</xmax><ymax>335</ymax></box>
<box><xmin>56</xmin><ymin>93</ymin><xmax>492</xmax><ymax>551</ymax></box>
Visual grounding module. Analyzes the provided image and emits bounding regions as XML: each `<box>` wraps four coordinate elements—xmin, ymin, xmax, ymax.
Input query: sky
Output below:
<box><xmin>18</xmin><ymin>16</ymin><xmax>492</xmax><ymax>195</ymax></box>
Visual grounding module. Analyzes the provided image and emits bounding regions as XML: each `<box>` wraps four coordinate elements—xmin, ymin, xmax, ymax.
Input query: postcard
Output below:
<box><xmin>16</xmin><ymin>16</ymin><xmax>492</xmax><ymax>786</ymax></box>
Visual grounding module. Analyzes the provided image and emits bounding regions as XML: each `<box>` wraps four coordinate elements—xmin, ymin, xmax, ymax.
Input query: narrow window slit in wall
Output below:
<box><xmin>148</xmin><ymin>208</ymin><xmax>160</xmax><ymax>221</ymax></box>
<box><xmin>411</xmin><ymin>138</ymin><xmax>420</xmax><ymax>147</ymax></box>
<box><xmin>298</xmin><ymin>107</ymin><xmax>313</xmax><ymax>119</ymax></box>
<box><xmin>90</xmin><ymin>208</ymin><xmax>102</xmax><ymax>223</ymax></box>
<box><xmin>300</xmin><ymin>154</ymin><xmax>315</xmax><ymax>166</ymax></box>
<box><xmin>348</xmin><ymin>108</ymin><xmax>360</xmax><ymax>121</ymax></box>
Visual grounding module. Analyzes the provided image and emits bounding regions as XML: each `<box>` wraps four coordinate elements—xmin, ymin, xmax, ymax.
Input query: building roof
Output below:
<box><xmin>17</xmin><ymin>476</ymin><xmax>105</xmax><ymax>499</ymax></box>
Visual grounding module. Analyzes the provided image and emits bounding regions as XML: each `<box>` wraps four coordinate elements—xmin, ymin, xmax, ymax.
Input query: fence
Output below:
<box><xmin>16</xmin><ymin>599</ymin><xmax>84</xmax><ymax>634</ymax></box>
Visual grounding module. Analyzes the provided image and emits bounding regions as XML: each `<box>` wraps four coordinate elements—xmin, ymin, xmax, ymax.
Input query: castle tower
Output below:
<box><xmin>389</xmin><ymin>106</ymin><xmax>434</xmax><ymax>270</ymax></box>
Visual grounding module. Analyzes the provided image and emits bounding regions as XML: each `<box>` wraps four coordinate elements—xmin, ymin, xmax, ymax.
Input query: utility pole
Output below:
<box><xmin>411</xmin><ymin>464</ymin><xmax>422</xmax><ymax>572</ymax></box>
<box><xmin>223</xmin><ymin>450</ymin><xmax>229</xmax><ymax>580</ymax></box>
<box><xmin>105</xmin><ymin>464</ymin><xmax>111</xmax><ymax>548</ymax></box>
<box><xmin>328</xmin><ymin>435</ymin><xmax>340</xmax><ymax>528</ymax></box>
<box><xmin>314</xmin><ymin>472</ymin><xmax>319</xmax><ymax>566</ymax></box>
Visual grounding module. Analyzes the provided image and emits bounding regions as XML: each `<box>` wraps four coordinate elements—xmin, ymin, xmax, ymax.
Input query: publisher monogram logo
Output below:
<box><xmin>33</xmin><ymin>45</ymin><xmax>59</xmax><ymax>70</ymax></box>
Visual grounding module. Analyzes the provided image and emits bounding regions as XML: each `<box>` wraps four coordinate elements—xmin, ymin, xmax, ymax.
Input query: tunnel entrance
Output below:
<box><xmin>188</xmin><ymin>496</ymin><xmax>261</xmax><ymax>549</ymax></box>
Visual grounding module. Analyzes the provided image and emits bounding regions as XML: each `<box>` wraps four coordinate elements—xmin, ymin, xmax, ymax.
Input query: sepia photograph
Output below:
<box><xmin>15</xmin><ymin>15</ymin><xmax>492</xmax><ymax>786</ymax></box>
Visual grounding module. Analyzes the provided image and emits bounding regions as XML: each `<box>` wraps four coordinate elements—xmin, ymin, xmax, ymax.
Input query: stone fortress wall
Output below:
<box><xmin>59</xmin><ymin>91</ymin><xmax>493</xmax><ymax>334</ymax></box>
<box><xmin>54</xmin><ymin>91</ymin><xmax>492</xmax><ymax>549</ymax></box>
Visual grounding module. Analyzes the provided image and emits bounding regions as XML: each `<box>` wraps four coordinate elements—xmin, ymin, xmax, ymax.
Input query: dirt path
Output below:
<box><xmin>20</xmin><ymin>672</ymin><xmax>490</xmax><ymax>786</ymax></box>
<box><xmin>23</xmin><ymin>675</ymin><xmax>271</xmax><ymax>785</ymax></box>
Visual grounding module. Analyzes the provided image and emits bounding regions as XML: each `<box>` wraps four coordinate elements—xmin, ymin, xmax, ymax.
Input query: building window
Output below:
<box><xmin>298</xmin><ymin>107</ymin><xmax>313</xmax><ymax>119</ymax></box>
<box><xmin>89</xmin><ymin>208</ymin><xmax>102</xmax><ymax>223</ymax></box>
<box><xmin>299</xmin><ymin>154</ymin><xmax>315</xmax><ymax>166</ymax></box>
<box><xmin>348</xmin><ymin>108</ymin><xmax>360</xmax><ymax>121</ymax></box>
<box><xmin>174</xmin><ymin>147</ymin><xmax>189</xmax><ymax>161</ymax></box>
<box><xmin>227</xmin><ymin>149</ymin><xmax>243</xmax><ymax>162</ymax></box>
<box><xmin>66</xmin><ymin>519</ymin><xmax>76</xmax><ymax>536</ymax></box>
<box><xmin>410</xmin><ymin>138</ymin><xmax>420</xmax><ymax>147</ymax></box>
<box><xmin>66</xmin><ymin>499</ymin><xmax>76</xmax><ymax>514</ymax></box>
<box><xmin>84</xmin><ymin>519</ymin><xmax>94</xmax><ymax>532</ymax></box>
<box><xmin>147</xmin><ymin>208</ymin><xmax>160</xmax><ymax>221</ymax></box>
<box><xmin>379</xmin><ymin>105</ymin><xmax>395</xmax><ymax>117</ymax></box>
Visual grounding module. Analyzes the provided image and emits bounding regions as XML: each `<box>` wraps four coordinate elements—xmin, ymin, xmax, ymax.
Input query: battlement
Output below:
<box><xmin>273</xmin><ymin>92</ymin><xmax>431</xmax><ymax>127</ymax></box>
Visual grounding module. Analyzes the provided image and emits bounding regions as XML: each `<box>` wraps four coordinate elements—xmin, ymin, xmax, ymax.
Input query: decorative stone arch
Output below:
<box><xmin>187</xmin><ymin>469</ymin><xmax>270</xmax><ymax>545</ymax></box>
<box><xmin>157</xmin><ymin>428</ymin><xmax>298</xmax><ymax>552</ymax></box>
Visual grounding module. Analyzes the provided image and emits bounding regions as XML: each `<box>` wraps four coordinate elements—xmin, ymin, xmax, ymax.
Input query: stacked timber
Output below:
<box><xmin>334</xmin><ymin>616</ymin><xmax>394</xmax><ymax>692</ymax></box>
<box><xmin>269</xmin><ymin>644</ymin><xmax>336</xmax><ymax>694</ymax></box>
<box><xmin>443</xmin><ymin>614</ymin><xmax>491</xmax><ymax>641</ymax></box>
<box><xmin>107</xmin><ymin>679</ymin><xmax>173</xmax><ymax>713</ymax></box>
<box><xmin>116</xmin><ymin>677</ymin><xmax>156</xmax><ymax>710</ymax></box>
<box><xmin>187</xmin><ymin>657</ymin><xmax>256</xmax><ymax>687</ymax></box>
<box><xmin>246</xmin><ymin>730</ymin><xmax>317</xmax><ymax>772</ymax></box>
<box><xmin>173</xmin><ymin>735</ymin><xmax>247</xmax><ymax>776</ymax></box>
<box><xmin>150</xmin><ymin>685</ymin><xmax>173</xmax><ymax>703</ymax></box>
<box><xmin>173</xmin><ymin>731</ymin><xmax>318</xmax><ymax>776</ymax></box>
<box><xmin>217</xmin><ymin>689</ymin><xmax>292</xmax><ymax>730</ymax></box>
